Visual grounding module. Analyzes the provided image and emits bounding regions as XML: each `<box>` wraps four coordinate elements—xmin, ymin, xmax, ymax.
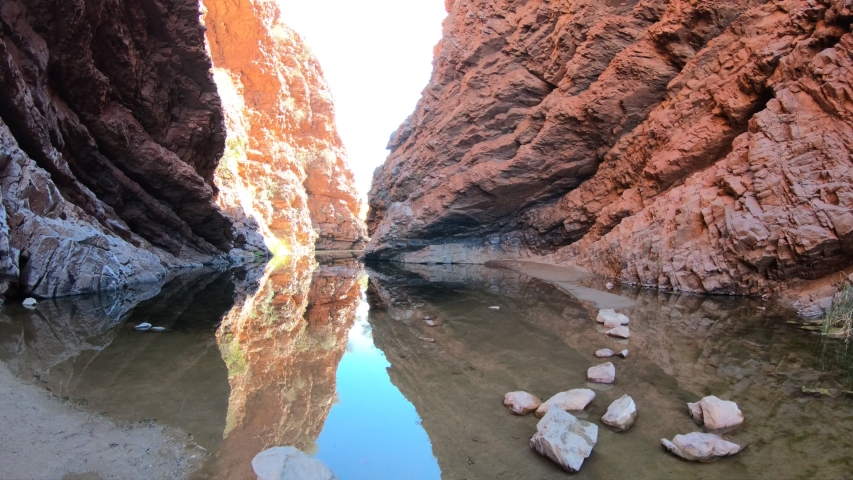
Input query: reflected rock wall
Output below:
<box><xmin>366</xmin><ymin>263</ymin><xmax>853</xmax><ymax>479</ymax></box>
<box><xmin>208</xmin><ymin>256</ymin><xmax>363</xmax><ymax>479</ymax></box>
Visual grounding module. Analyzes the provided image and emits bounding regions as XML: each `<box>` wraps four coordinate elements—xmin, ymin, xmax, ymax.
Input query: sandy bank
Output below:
<box><xmin>0</xmin><ymin>364</ymin><xmax>204</xmax><ymax>480</ymax></box>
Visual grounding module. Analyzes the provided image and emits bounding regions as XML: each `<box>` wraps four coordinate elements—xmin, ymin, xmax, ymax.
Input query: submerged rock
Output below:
<box><xmin>697</xmin><ymin>396</ymin><xmax>744</xmax><ymax>431</ymax></box>
<box><xmin>596</xmin><ymin>309</ymin><xmax>629</xmax><ymax>326</ymax></box>
<box><xmin>661</xmin><ymin>433</ymin><xmax>742</xmax><ymax>462</ymax></box>
<box><xmin>595</xmin><ymin>348</ymin><xmax>615</xmax><ymax>358</ymax></box>
<box><xmin>601</xmin><ymin>395</ymin><xmax>637</xmax><ymax>431</ymax></box>
<box><xmin>252</xmin><ymin>446</ymin><xmax>338</xmax><ymax>480</ymax></box>
<box><xmin>503</xmin><ymin>391</ymin><xmax>542</xmax><ymax>415</ymax></box>
<box><xmin>587</xmin><ymin>362</ymin><xmax>616</xmax><ymax>384</ymax></box>
<box><xmin>22</xmin><ymin>298</ymin><xmax>37</xmax><ymax>308</ymax></box>
<box><xmin>530</xmin><ymin>407</ymin><xmax>598</xmax><ymax>473</ymax></box>
<box><xmin>605</xmin><ymin>326</ymin><xmax>631</xmax><ymax>339</ymax></box>
<box><xmin>535</xmin><ymin>389</ymin><xmax>596</xmax><ymax>417</ymax></box>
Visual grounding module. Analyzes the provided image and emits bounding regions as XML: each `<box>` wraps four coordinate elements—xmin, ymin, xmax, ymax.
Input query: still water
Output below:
<box><xmin>0</xmin><ymin>254</ymin><xmax>852</xmax><ymax>479</ymax></box>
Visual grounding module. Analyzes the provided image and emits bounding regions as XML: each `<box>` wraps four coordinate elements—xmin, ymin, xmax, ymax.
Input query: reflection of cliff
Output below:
<box><xmin>0</xmin><ymin>268</ymin><xmax>241</xmax><ymax>451</ymax></box>
<box><xmin>207</xmin><ymin>256</ymin><xmax>363</xmax><ymax>479</ymax></box>
<box><xmin>366</xmin><ymin>263</ymin><xmax>853</xmax><ymax>479</ymax></box>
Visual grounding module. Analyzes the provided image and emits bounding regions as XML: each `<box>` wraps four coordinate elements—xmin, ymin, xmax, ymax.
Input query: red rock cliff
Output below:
<box><xmin>202</xmin><ymin>0</ymin><xmax>367</xmax><ymax>254</ymax></box>
<box><xmin>367</xmin><ymin>0</ymin><xmax>853</xmax><ymax>295</ymax></box>
<box><xmin>0</xmin><ymin>0</ymin><xmax>238</xmax><ymax>298</ymax></box>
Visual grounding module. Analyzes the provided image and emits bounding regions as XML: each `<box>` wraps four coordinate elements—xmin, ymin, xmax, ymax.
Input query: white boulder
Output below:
<box><xmin>697</xmin><ymin>396</ymin><xmax>744</xmax><ymax>431</ymax></box>
<box><xmin>252</xmin><ymin>446</ymin><xmax>338</xmax><ymax>480</ymax></box>
<box><xmin>596</xmin><ymin>309</ymin><xmax>629</xmax><ymax>326</ymax></box>
<box><xmin>595</xmin><ymin>348</ymin><xmax>615</xmax><ymax>358</ymax></box>
<box><xmin>605</xmin><ymin>326</ymin><xmax>631</xmax><ymax>339</ymax></box>
<box><xmin>601</xmin><ymin>395</ymin><xmax>637</xmax><ymax>431</ymax></box>
<box><xmin>530</xmin><ymin>407</ymin><xmax>598</xmax><ymax>473</ymax></box>
<box><xmin>503</xmin><ymin>391</ymin><xmax>542</xmax><ymax>415</ymax></box>
<box><xmin>22</xmin><ymin>297</ymin><xmax>37</xmax><ymax>308</ymax></box>
<box><xmin>661</xmin><ymin>432</ymin><xmax>742</xmax><ymax>462</ymax></box>
<box><xmin>535</xmin><ymin>389</ymin><xmax>596</xmax><ymax>417</ymax></box>
<box><xmin>587</xmin><ymin>362</ymin><xmax>616</xmax><ymax>384</ymax></box>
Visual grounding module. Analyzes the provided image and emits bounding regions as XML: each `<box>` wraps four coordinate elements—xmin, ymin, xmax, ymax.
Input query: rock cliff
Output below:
<box><xmin>202</xmin><ymin>0</ymin><xmax>367</xmax><ymax>254</ymax></box>
<box><xmin>367</xmin><ymin>0</ymin><xmax>853</xmax><ymax>296</ymax></box>
<box><xmin>0</xmin><ymin>0</ymin><xmax>366</xmax><ymax>299</ymax></box>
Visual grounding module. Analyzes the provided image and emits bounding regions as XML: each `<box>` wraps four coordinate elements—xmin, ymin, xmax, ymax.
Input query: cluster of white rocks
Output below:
<box><xmin>501</xmin><ymin>308</ymin><xmax>745</xmax><ymax>472</ymax></box>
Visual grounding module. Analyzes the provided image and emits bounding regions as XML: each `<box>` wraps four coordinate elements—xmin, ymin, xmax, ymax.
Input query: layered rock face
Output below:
<box><xmin>202</xmin><ymin>0</ymin><xmax>367</xmax><ymax>253</ymax></box>
<box><xmin>367</xmin><ymin>0</ymin><xmax>853</xmax><ymax>295</ymax></box>
<box><xmin>0</xmin><ymin>0</ymin><xmax>240</xmax><ymax>298</ymax></box>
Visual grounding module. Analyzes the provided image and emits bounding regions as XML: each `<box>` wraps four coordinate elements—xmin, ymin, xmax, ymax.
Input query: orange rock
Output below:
<box><xmin>202</xmin><ymin>0</ymin><xmax>366</xmax><ymax>254</ymax></box>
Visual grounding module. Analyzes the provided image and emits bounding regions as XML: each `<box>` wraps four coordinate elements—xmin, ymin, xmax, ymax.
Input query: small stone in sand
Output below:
<box><xmin>418</xmin><ymin>336</ymin><xmax>435</xmax><ymax>343</ymax></box>
<box><xmin>617</xmin><ymin>349</ymin><xmax>629</xmax><ymax>358</ymax></box>
<box><xmin>587</xmin><ymin>362</ymin><xmax>616</xmax><ymax>384</ymax></box>
<box><xmin>595</xmin><ymin>348</ymin><xmax>615</xmax><ymax>358</ymax></box>
<box><xmin>605</xmin><ymin>326</ymin><xmax>630</xmax><ymax>339</ymax></box>
<box><xmin>536</xmin><ymin>389</ymin><xmax>596</xmax><ymax>417</ymax></box>
<box><xmin>503</xmin><ymin>391</ymin><xmax>542</xmax><ymax>415</ymax></box>
<box><xmin>661</xmin><ymin>432</ymin><xmax>742</xmax><ymax>462</ymax></box>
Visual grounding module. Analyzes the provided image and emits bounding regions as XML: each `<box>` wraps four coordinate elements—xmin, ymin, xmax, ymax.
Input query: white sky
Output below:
<box><xmin>276</xmin><ymin>0</ymin><xmax>447</xmax><ymax>197</ymax></box>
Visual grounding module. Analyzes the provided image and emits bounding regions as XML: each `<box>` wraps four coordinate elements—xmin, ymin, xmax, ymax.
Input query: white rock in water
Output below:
<box><xmin>536</xmin><ymin>389</ymin><xmax>596</xmax><ymax>417</ymax></box>
<box><xmin>596</xmin><ymin>309</ymin><xmax>629</xmax><ymax>325</ymax></box>
<box><xmin>687</xmin><ymin>402</ymin><xmax>703</xmax><ymax>423</ymax></box>
<box><xmin>698</xmin><ymin>396</ymin><xmax>744</xmax><ymax>431</ymax></box>
<box><xmin>587</xmin><ymin>362</ymin><xmax>616</xmax><ymax>384</ymax></box>
<box><xmin>595</xmin><ymin>348</ymin><xmax>615</xmax><ymax>358</ymax></box>
<box><xmin>488</xmin><ymin>306</ymin><xmax>500</xmax><ymax>310</ymax></box>
<box><xmin>134</xmin><ymin>322</ymin><xmax>152</xmax><ymax>331</ymax></box>
<box><xmin>503</xmin><ymin>391</ymin><xmax>542</xmax><ymax>415</ymax></box>
<box><xmin>617</xmin><ymin>349</ymin><xmax>629</xmax><ymax>358</ymax></box>
<box><xmin>606</xmin><ymin>282</ymin><xmax>614</xmax><ymax>290</ymax></box>
<box><xmin>252</xmin><ymin>446</ymin><xmax>338</xmax><ymax>480</ymax></box>
<box><xmin>605</xmin><ymin>326</ymin><xmax>631</xmax><ymax>339</ymax></box>
<box><xmin>150</xmin><ymin>326</ymin><xmax>165</xmax><ymax>332</ymax></box>
<box><xmin>601</xmin><ymin>395</ymin><xmax>637</xmax><ymax>431</ymax></box>
<box><xmin>22</xmin><ymin>298</ymin><xmax>37</xmax><ymax>308</ymax></box>
<box><xmin>530</xmin><ymin>407</ymin><xmax>598</xmax><ymax>473</ymax></box>
<box><xmin>661</xmin><ymin>432</ymin><xmax>742</xmax><ymax>462</ymax></box>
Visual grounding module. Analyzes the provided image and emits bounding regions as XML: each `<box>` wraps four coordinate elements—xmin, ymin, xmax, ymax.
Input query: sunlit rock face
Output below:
<box><xmin>365</xmin><ymin>263</ymin><xmax>853</xmax><ymax>478</ymax></box>
<box><xmin>209</xmin><ymin>255</ymin><xmax>363</xmax><ymax>479</ymax></box>
<box><xmin>0</xmin><ymin>0</ymin><xmax>247</xmax><ymax>298</ymax></box>
<box><xmin>367</xmin><ymin>0</ymin><xmax>853</xmax><ymax>295</ymax></box>
<box><xmin>201</xmin><ymin>0</ymin><xmax>367</xmax><ymax>254</ymax></box>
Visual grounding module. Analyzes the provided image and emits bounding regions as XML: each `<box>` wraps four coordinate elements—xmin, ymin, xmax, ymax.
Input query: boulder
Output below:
<box><xmin>503</xmin><ymin>391</ymin><xmax>542</xmax><ymax>415</ymax></box>
<box><xmin>601</xmin><ymin>395</ymin><xmax>637</xmax><ymax>431</ymax></box>
<box><xmin>252</xmin><ymin>446</ymin><xmax>338</xmax><ymax>480</ymax></box>
<box><xmin>698</xmin><ymin>396</ymin><xmax>744</xmax><ymax>431</ymax></box>
<box><xmin>596</xmin><ymin>309</ymin><xmax>629</xmax><ymax>325</ymax></box>
<box><xmin>661</xmin><ymin>433</ymin><xmax>742</xmax><ymax>462</ymax></box>
<box><xmin>535</xmin><ymin>389</ymin><xmax>596</xmax><ymax>417</ymax></box>
<box><xmin>605</xmin><ymin>326</ymin><xmax>631</xmax><ymax>339</ymax></box>
<box><xmin>587</xmin><ymin>362</ymin><xmax>616</xmax><ymax>384</ymax></box>
<box><xmin>530</xmin><ymin>407</ymin><xmax>598</xmax><ymax>473</ymax></box>
<box><xmin>595</xmin><ymin>348</ymin><xmax>614</xmax><ymax>358</ymax></box>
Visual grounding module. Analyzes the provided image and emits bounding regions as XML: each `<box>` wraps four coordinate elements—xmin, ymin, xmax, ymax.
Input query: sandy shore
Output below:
<box><xmin>0</xmin><ymin>364</ymin><xmax>205</xmax><ymax>480</ymax></box>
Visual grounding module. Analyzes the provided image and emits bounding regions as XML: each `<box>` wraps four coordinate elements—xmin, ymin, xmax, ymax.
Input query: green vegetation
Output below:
<box><xmin>216</xmin><ymin>135</ymin><xmax>246</xmax><ymax>182</ymax></box>
<box><xmin>219</xmin><ymin>333</ymin><xmax>247</xmax><ymax>378</ymax></box>
<box><xmin>824</xmin><ymin>281</ymin><xmax>853</xmax><ymax>341</ymax></box>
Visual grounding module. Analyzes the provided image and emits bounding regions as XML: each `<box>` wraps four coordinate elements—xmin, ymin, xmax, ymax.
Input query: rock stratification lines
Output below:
<box><xmin>366</xmin><ymin>0</ymin><xmax>853</xmax><ymax>295</ymax></box>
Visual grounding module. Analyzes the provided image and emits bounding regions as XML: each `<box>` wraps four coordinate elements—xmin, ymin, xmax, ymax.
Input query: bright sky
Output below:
<box><xmin>276</xmin><ymin>0</ymin><xmax>447</xmax><ymax>197</ymax></box>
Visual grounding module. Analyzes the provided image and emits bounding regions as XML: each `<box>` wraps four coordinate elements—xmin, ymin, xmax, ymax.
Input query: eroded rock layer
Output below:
<box><xmin>367</xmin><ymin>0</ymin><xmax>853</xmax><ymax>295</ymax></box>
<box><xmin>202</xmin><ymin>0</ymin><xmax>367</xmax><ymax>253</ymax></box>
<box><xmin>0</xmin><ymin>0</ymin><xmax>241</xmax><ymax>298</ymax></box>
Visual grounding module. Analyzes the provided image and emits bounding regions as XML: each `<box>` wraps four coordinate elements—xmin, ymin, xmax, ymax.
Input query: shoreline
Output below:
<box><xmin>0</xmin><ymin>363</ymin><xmax>205</xmax><ymax>480</ymax></box>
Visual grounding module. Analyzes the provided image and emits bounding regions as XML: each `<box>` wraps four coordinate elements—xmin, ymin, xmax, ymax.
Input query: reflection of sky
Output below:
<box><xmin>313</xmin><ymin>291</ymin><xmax>441</xmax><ymax>479</ymax></box>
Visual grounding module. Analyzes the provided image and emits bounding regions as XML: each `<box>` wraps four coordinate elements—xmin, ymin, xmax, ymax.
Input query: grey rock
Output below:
<box><xmin>530</xmin><ymin>407</ymin><xmax>598</xmax><ymax>473</ymax></box>
<box><xmin>252</xmin><ymin>446</ymin><xmax>338</xmax><ymax>480</ymax></box>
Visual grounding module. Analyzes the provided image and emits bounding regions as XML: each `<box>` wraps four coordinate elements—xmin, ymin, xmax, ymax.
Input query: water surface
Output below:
<box><xmin>1</xmin><ymin>256</ymin><xmax>851</xmax><ymax>479</ymax></box>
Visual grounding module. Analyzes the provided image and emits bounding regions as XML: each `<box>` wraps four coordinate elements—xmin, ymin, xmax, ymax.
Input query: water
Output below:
<box><xmin>1</xmin><ymin>256</ymin><xmax>852</xmax><ymax>479</ymax></box>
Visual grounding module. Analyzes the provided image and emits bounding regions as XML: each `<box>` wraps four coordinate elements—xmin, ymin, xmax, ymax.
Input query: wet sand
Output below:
<box><xmin>0</xmin><ymin>364</ymin><xmax>204</xmax><ymax>480</ymax></box>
